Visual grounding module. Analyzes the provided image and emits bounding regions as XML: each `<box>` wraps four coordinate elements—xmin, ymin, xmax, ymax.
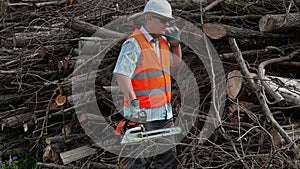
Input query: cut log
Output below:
<box><xmin>226</xmin><ymin>70</ymin><xmax>257</xmax><ymax>102</ymax></box>
<box><xmin>224</xmin><ymin>0</ymin><xmax>269</xmax><ymax>14</ymax></box>
<box><xmin>227</xmin><ymin>70</ymin><xmax>243</xmax><ymax>99</ymax></box>
<box><xmin>202</xmin><ymin>23</ymin><xmax>292</xmax><ymax>40</ymax></box>
<box><xmin>65</xmin><ymin>19</ymin><xmax>125</xmax><ymax>38</ymax></box>
<box><xmin>1</xmin><ymin>112</ymin><xmax>32</xmax><ymax>130</ymax></box>
<box><xmin>259</xmin><ymin>13</ymin><xmax>300</xmax><ymax>32</ymax></box>
<box><xmin>34</xmin><ymin>0</ymin><xmax>66</xmax><ymax>7</ymax></box>
<box><xmin>45</xmin><ymin>134</ymin><xmax>85</xmax><ymax>144</ymax></box>
<box><xmin>87</xmin><ymin>162</ymin><xmax>116</xmax><ymax>169</ymax></box>
<box><xmin>258</xmin><ymin>50</ymin><xmax>300</xmax><ymax>105</ymax></box>
<box><xmin>43</xmin><ymin>145</ymin><xmax>61</xmax><ymax>163</ymax></box>
<box><xmin>266</xmin><ymin>78</ymin><xmax>300</xmax><ymax>105</ymax></box>
<box><xmin>12</xmin><ymin>30</ymin><xmax>75</xmax><ymax>47</ymax></box>
<box><xmin>281</xmin><ymin>121</ymin><xmax>300</xmax><ymax>143</ymax></box>
<box><xmin>59</xmin><ymin>145</ymin><xmax>96</xmax><ymax>164</ymax></box>
<box><xmin>37</xmin><ymin>162</ymin><xmax>81</xmax><ymax>169</ymax></box>
<box><xmin>267</xmin><ymin>76</ymin><xmax>300</xmax><ymax>92</ymax></box>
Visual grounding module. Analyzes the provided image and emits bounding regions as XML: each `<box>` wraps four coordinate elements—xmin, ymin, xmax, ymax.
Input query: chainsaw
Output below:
<box><xmin>115</xmin><ymin>111</ymin><xmax>182</xmax><ymax>145</ymax></box>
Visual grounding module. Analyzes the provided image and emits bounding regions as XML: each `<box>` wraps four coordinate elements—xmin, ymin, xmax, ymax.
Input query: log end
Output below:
<box><xmin>67</xmin><ymin>0</ymin><xmax>75</xmax><ymax>5</ymax></box>
<box><xmin>259</xmin><ymin>15</ymin><xmax>274</xmax><ymax>32</ymax></box>
<box><xmin>38</xmin><ymin>46</ymin><xmax>47</xmax><ymax>58</ymax></box>
<box><xmin>202</xmin><ymin>23</ymin><xmax>227</xmax><ymax>39</ymax></box>
<box><xmin>45</xmin><ymin>138</ymin><xmax>51</xmax><ymax>145</ymax></box>
<box><xmin>227</xmin><ymin>70</ymin><xmax>243</xmax><ymax>99</ymax></box>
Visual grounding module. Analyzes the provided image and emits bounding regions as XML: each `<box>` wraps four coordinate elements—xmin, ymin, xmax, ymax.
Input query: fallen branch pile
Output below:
<box><xmin>0</xmin><ymin>0</ymin><xmax>300</xmax><ymax>168</ymax></box>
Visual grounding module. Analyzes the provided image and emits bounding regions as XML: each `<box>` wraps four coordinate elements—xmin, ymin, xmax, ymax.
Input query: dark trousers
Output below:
<box><xmin>127</xmin><ymin>119</ymin><xmax>177</xmax><ymax>169</ymax></box>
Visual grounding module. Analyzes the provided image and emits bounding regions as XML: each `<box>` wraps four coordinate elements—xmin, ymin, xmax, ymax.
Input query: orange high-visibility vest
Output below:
<box><xmin>124</xmin><ymin>29</ymin><xmax>172</xmax><ymax>108</ymax></box>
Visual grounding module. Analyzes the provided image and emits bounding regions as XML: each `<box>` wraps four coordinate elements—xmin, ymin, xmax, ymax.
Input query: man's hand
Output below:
<box><xmin>165</xmin><ymin>26</ymin><xmax>180</xmax><ymax>47</ymax></box>
<box><xmin>128</xmin><ymin>99</ymin><xmax>147</xmax><ymax>122</ymax></box>
<box><xmin>129</xmin><ymin>99</ymin><xmax>140</xmax><ymax>119</ymax></box>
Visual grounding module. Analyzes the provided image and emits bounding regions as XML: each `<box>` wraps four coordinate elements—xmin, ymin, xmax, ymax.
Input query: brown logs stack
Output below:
<box><xmin>0</xmin><ymin>0</ymin><xmax>300</xmax><ymax>168</ymax></box>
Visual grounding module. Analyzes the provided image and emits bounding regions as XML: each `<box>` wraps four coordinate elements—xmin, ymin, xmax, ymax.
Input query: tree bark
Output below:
<box><xmin>259</xmin><ymin>13</ymin><xmax>300</xmax><ymax>32</ymax></box>
<box><xmin>65</xmin><ymin>19</ymin><xmax>125</xmax><ymax>38</ymax></box>
<box><xmin>87</xmin><ymin>162</ymin><xmax>116</xmax><ymax>169</ymax></box>
<box><xmin>12</xmin><ymin>30</ymin><xmax>75</xmax><ymax>47</ymax></box>
<box><xmin>37</xmin><ymin>162</ymin><xmax>81</xmax><ymax>169</ymax></box>
<box><xmin>1</xmin><ymin>112</ymin><xmax>31</xmax><ymax>130</ymax></box>
<box><xmin>34</xmin><ymin>0</ymin><xmax>66</xmax><ymax>7</ymax></box>
<box><xmin>59</xmin><ymin>145</ymin><xmax>96</xmax><ymax>165</ymax></box>
<box><xmin>258</xmin><ymin>50</ymin><xmax>300</xmax><ymax>105</ymax></box>
<box><xmin>45</xmin><ymin>134</ymin><xmax>85</xmax><ymax>144</ymax></box>
<box><xmin>226</xmin><ymin>70</ymin><xmax>258</xmax><ymax>103</ymax></box>
<box><xmin>202</xmin><ymin>23</ymin><xmax>292</xmax><ymax>40</ymax></box>
<box><xmin>227</xmin><ymin>70</ymin><xmax>243</xmax><ymax>100</ymax></box>
<box><xmin>229</xmin><ymin>38</ymin><xmax>300</xmax><ymax>158</ymax></box>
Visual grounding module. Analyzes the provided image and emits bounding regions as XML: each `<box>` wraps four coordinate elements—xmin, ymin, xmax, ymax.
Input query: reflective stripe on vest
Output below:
<box><xmin>124</xmin><ymin>29</ymin><xmax>172</xmax><ymax>108</ymax></box>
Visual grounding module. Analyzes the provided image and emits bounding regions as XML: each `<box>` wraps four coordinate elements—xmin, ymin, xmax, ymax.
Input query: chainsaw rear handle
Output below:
<box><xmin>126</xmin><ymin>110</ymin><xmax>147</xmax><ymax>122</ymax></box>
<box><xmin>115</xmin><ymin>110</ymin><xmax>147</xmax><ymax>135</ymax></box>
<box><xmin>115</xmin><ymin>120</ymin><xmax>138</xmax><ymax>135</ymax></box>
<box><xmin>136</xmin><ymin>110</ymin><xmax>147</xmax><ymax>121</ymax></box>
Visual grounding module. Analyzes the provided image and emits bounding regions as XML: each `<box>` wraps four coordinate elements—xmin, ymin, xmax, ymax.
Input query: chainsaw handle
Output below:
<box><xmin>138</xmin><ymin>110</ymin><xmax>147</xmax><ymax>121</ymax></box>
<box><xmin>125</xmin><ymin>110</ymin><xmax>147</xmax><ymax>122</ymax></box>
<box><xmin>115</xmin><ymin>120</ymin><xmax>138</xmax><ymax>135</ymax></box>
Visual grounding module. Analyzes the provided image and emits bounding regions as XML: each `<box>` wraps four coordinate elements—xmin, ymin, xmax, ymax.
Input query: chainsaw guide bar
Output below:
<box><xmin>121</xmin><ymin>126</ymin><xmax>182</xmax><ymax>144</ymax></box>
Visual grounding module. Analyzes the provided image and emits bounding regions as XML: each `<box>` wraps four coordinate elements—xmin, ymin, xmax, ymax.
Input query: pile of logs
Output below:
<box><xmin>1</xmin><ymin>0</ymin><xmax>300</xmax><ymax>168</ymax></box>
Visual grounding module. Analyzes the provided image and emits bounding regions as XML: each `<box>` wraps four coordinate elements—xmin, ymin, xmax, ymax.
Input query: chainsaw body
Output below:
<box><xmin>115</xmin><ymin>111</ymin><xmax>182</xmax><ymax>145</ymax></box>
<box><xmin>121</xmin><ymin>126</ymin><xmax>182</xmax><ymax>144</ymax></box>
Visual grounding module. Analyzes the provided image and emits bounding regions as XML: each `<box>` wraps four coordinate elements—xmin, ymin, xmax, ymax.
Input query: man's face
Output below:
<box><xmin>147</xmin><ymin>14</ymin><xmax>172</xmax><ymax>35</ymax></box>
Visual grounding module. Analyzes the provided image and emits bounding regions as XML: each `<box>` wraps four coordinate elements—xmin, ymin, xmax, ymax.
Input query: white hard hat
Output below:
<box><xmin>143</xmin><ymin>0</ymin><xmax>174</xmax><ymax>19</ymax></box>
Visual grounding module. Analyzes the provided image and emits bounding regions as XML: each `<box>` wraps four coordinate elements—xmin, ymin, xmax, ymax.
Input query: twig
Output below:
<box><xmin>203</xmin><ymin>0</ymin><xmax>226</xmax><ymax>13</ymax></box>
<box><xmin>37</xmin><ymin>162</ymin><xmax>81</xmax><ymax>169</ymax></box>
<box><xmin>258</xmin><ymin>50</ymin><xmax>300</xmax><ymax>105</ymax></box>
<box><xmin>228</xmin><ymin>38</ymin><xmax>300</xmax><ymax>160</ymax></box>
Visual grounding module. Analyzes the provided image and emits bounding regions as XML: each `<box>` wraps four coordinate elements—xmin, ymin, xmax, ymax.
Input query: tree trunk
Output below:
<box><xmin>59</xmin><ymin>145</ymin><xmax>96</xmax><ymax>164</ymax></box>
<box><xmin>226</xmin><ymin>70</ymin><xmax>257</xmax><ymax>102</ymax></box>
<box><xmin>34</xmin><ymin>0</ymin><xmax>66</xmax><ymax>7</ymax></box>
<box><xmin>65</xmin><ymin>19</ymin><xmax>125</xmax><ymax>38</ymax></box>
<box><xmin>1</xmin><ymin>112</ymin><xmax>32</xmax><ymax>130</ymax></box>
<box><xmin>259</xmin><ymin>13</ymin><xmax>300</xmax><ymax>32</ymax></box>
<box><xmin>202</xmin><ymin>23</ymin><xmax>292</xmax><ymax>39</ymax></box>
<box><xmin>12</xmin><ymin>30</ymin><xmax>74</xmax><ymax>47</ymax></box>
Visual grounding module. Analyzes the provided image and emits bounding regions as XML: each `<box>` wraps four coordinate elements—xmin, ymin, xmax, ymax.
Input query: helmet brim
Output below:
<box><xmin>143</xmin><ymin>11</ymin><xmax>174</xmax><ymax>20</ymax></box>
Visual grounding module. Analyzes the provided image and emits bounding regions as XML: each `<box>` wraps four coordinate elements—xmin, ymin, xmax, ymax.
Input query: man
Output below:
<box><xmin>113</xmin><ymin>0</ymin><xmax>182</xmax><ymax>168</ymax></box>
